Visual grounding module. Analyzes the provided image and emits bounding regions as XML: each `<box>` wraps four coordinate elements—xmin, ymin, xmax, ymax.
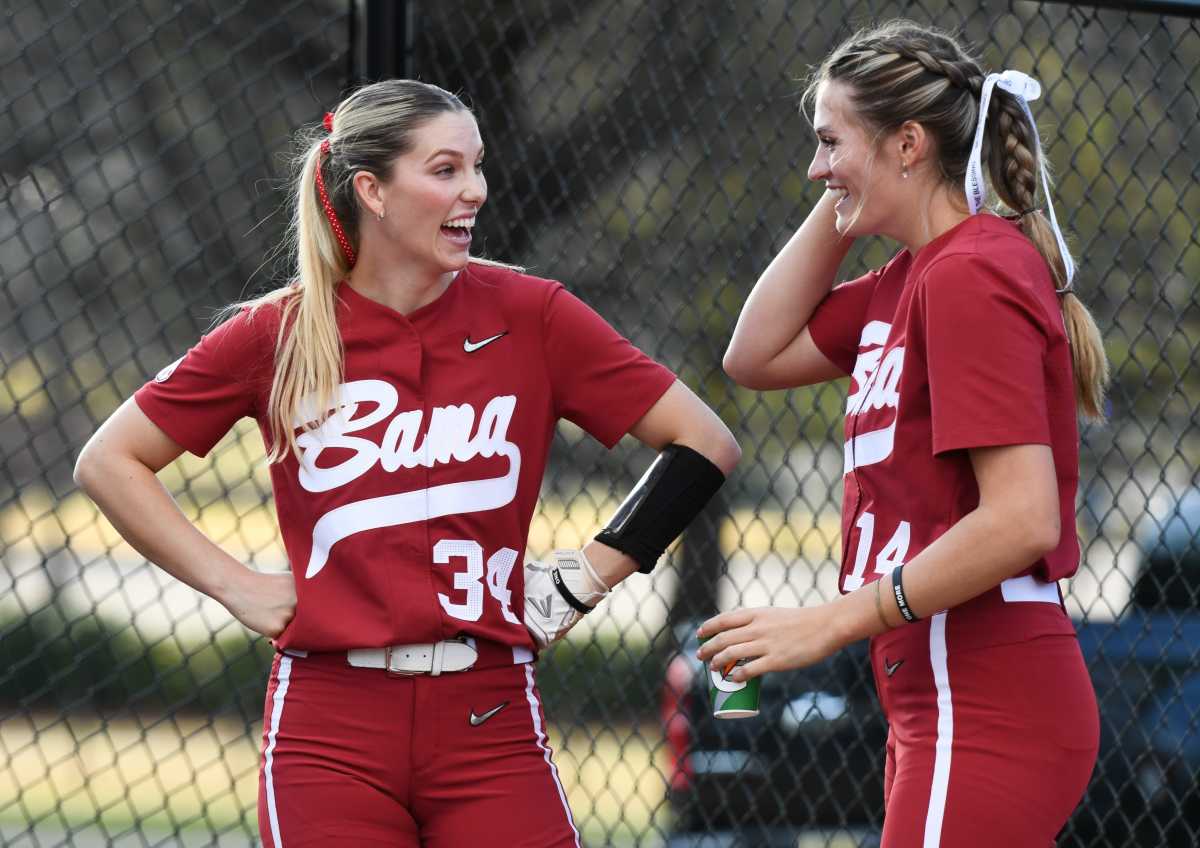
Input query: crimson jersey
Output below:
<box><xmin>809</xmin><ymin>214</ymin><xmax>1079</xmax><ymax>649</ymax></box>
<box><xmin>135</xmin><ymin>263</ymin><xmax>675</xmax><ymax>653</ymax></box>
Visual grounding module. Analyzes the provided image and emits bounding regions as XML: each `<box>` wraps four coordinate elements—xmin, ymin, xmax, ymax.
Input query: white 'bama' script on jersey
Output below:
<box><xmin>293</xmin><ymin>380</ymin><xmax>521</xmax><ymax>578</ymax></box>
<box><xmin>844</xmin><ymin>320</ymin><xmax>904</xmax><ymax>475</ymax></box>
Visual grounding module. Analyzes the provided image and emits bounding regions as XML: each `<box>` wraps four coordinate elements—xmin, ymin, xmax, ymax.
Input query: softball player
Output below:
<box><xmin>75</xmin><ymin>80</ymin><xmax>739</xmax><ymax>847</ymax></box>
<box><xmin>699</xmin><ymin>21</ymin><xmax>1106</xmax><ymax>847</ymax></box>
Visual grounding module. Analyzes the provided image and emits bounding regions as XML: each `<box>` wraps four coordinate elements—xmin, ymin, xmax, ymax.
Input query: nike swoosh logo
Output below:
<box><xmin>463</xmin><ymin>331</ymin><xmax>507</xmax><ymax>353</ymax></box>
<box><xmin>884</xmin><ymin>657</ymin><xmax>904</xmax><ymax>678</ymax></box>
<box><xmin>469</xmin><ymin>701</ymin><xmax>509</xmax><ymax>726</ymax></box>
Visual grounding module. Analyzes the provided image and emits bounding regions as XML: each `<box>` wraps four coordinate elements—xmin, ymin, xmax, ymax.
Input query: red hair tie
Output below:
<box><xmin>315</xmin><ymin>111</ymin><xmax>356</xmax><ymax>268</ymax></box>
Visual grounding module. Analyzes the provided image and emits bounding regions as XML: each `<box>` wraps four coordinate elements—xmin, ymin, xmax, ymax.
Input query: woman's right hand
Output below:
<box><xmin>696</xmin><ymin>604</ymin><xmax>844</xmax><ymax>682</ymax></box>
<box><xmin>220</xmin><ymin>569</ymin><xmax>297</xmax><ymax>639</ymax></box>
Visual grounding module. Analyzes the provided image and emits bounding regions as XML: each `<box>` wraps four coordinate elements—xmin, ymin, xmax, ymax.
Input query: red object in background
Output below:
<box><xmin>661</xmin><ymin>653</ymin><xmax>696</xmax><ymax>793</ymax></box>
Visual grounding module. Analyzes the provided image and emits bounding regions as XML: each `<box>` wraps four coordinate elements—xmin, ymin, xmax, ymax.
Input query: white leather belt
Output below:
<box><xmin>347</xmin><ymin>639</ymin><xmax>478</xmax><ymax>676</ymax></box>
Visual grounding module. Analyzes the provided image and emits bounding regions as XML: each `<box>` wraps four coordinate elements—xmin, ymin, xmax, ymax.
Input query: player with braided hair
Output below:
<box><xmin>701</xmin><ymin>19</ymin><xmax>1106</xmax><ymax>846</ymax></box>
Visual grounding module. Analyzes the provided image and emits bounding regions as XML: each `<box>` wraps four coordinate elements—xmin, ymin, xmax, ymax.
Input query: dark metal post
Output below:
<box><xmin>352</xmin><ymin>0</ymin><xmax>414</xmax><ymax>85</ymax></box>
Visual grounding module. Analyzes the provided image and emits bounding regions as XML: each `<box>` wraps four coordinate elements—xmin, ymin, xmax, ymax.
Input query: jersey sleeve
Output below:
<box><xmin>542</xmin><ymin>283</ymin><xmax>676</xmax><ymax>448</ymax></box>
<box><xmin>134</xmin><ymin>307</ymin><xmax>268</xmax><ymax>457</ymax></box>
<box><xmin>807</xmin><ymin>268</ymin><xmax>882</xmax><ymax>374</ymax></box>
<box><xmin>919</xmin><ymin>254</ymin><xmax>1053</xmax><ymax>455</ymax></box>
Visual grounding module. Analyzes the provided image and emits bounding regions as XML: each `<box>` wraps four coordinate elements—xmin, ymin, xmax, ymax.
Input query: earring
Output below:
<box><xmin>377</xmin><ymin>208</ymin><xmax>386</xmax><ymax>221</ymax></box>
<box><xmin>901</xmin><ymin>162</ymin><xmax>910</xmax><ymax>180</ymax></box>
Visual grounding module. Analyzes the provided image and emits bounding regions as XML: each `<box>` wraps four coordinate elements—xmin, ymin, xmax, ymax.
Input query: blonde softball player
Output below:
<box><xmin>699</xmin><ymin>20</ymin><xmax>1107</xmax><ymax>847</ymax></box>
<box><xmin>75</xmin><ymin>80</ymin><xmax>739</xmax><ymax>847</ymax></box>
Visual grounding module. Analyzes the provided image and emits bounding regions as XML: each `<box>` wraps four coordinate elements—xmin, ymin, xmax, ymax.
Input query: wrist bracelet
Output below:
<box><xmin>891</xmin><ymin>564</ymin><xmax>919</xmax><ymax>623</ymax></box>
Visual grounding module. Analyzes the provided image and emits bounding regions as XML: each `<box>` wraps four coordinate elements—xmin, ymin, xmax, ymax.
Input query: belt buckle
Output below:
<box><xmin>383</xmin><ymin>644</ymin><xmax>425</xmax><ymax>676</ymax></box>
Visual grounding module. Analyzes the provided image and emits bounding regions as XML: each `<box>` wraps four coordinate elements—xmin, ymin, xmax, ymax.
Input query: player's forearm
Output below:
<box><xmin>74</xmin><ymin>453</ymin><xmax>249</xmax><ymax>605</ymax></box>
<box><xmin>582</xmin><ymin>540</ymin><xmax>639</xmax><ymax>588</ymax></box>
<box><xmin>724</xmin><ymin>191</ymin><xmax>853</xmax><ymax>375</ymax></box>
<box><xmin>628</xmin><ymin>380</ymin><xmax>741</xmax><ymax>475</ymax></box>
<box><xmin>828</xmin><ymin>502</ymin><xmax>1059</xmax><ymax>648</ymax></box>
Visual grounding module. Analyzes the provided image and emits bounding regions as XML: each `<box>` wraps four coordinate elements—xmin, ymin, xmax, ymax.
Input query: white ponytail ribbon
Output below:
<box><xmin>964</xmin><ymin>69</ymin><xmax>1075</xmax><ymax>290</ymax></box>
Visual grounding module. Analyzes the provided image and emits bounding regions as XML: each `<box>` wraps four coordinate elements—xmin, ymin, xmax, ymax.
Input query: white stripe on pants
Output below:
<box><xmin>263</xmin><ymin>655</ymin><xmax>293</xmax><ymax>848</ymax></box>
<box><xmin>522</xmin><ymin>662</ymin><xmax>581</xmax><ymax>848</ymax></box>
<box><xmin>923</xmin><ymin>612</ymin><xmax>953</xmax><ymax>848</ymax></box>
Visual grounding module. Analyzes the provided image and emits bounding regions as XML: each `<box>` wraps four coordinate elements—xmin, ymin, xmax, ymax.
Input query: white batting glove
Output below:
<box><xmin>523</xmin><ymin>549</ymin><xmax>611</xmax><ymax>649</ymax></box>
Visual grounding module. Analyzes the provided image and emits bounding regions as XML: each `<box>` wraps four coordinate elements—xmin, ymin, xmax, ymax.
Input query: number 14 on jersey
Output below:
<box><xmin>842</xmin><ymin>511</ymin><xmax>910</xmax><ymax>592</ymax></box>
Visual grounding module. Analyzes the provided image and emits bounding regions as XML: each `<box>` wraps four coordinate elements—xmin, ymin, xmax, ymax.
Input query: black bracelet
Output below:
<box><xmin>551</xmin><ymin>567</ymin><xmax>593</xmax><ymax>615</ymax></box>
<box><xmin>891</xmin><ymin>564</ymin><xmax>919</xmax><ymax>623</ymax></box>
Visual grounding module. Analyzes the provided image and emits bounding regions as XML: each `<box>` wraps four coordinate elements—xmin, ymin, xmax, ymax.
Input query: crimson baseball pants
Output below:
<box><xmin>871</xmin><ymin>615</ymin><xmax>1099</xmax><ymax>847</ymax></box>
<box><xmin>257</xmin><ymin>648</ymin><xmax>580</xmax><ymax>847</ymax></box>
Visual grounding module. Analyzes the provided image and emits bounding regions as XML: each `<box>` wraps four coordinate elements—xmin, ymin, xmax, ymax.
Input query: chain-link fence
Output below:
<box><xmin>3</xmin><ymin>0</ymin><xmax>1199</xmax><ymax>845</ymax></box>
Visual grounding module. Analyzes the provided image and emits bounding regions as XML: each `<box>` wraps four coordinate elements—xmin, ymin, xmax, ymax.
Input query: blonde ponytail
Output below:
<box><xmin>1060</xmin><ymin>289</ymin><xmax>1110</xmax><ymax>420</ymax></box>
<box><xmin>264</xmin><ymin>140</ymin><xmax>348</xmax><ymax>462</ymax></box>
<box><xmin>989</xmin><ymin>97</ymin><xmax>1110</xmax><ymax>421</ymax></box>
<box><xmin>216</xmin><ymin>139</ymin><xmax>347</xmax><ymax>463</ymax></box>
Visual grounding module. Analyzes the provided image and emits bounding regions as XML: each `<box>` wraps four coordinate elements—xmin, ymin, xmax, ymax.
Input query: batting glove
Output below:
<box><xmin>523</xmin><ymin>549</ymin><xmax>610</xmax><ymax>649</ymax></box>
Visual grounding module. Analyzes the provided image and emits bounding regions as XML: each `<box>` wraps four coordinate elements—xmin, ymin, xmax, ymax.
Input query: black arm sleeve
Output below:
<box><xmin>595</xmin><ymin>444</ymin><xmax>726</xmax><ymax>574</ymax></box>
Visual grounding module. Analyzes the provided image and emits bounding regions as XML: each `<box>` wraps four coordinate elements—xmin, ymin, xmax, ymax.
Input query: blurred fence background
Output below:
<box><xmin>3</xmin><ymin>0</ymin><xmax>1199</xmax><ymax>845</ymax></box>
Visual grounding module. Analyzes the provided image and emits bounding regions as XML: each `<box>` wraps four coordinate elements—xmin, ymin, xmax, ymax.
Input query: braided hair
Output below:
<box><xmin>803</xmin><ymin>20</ymin><xmax>1108</xmax><ymax>420</ymax></box>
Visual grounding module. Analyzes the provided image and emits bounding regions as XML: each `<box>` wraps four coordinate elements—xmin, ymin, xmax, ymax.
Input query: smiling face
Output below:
<box><xmin>807</xmin><ymin>80</ymin><xmax>907</xmax><ymax>240</ymax></box>
<box><xmin>365</xmin><ymin>109</ymin><xmax>487</xmax><ymax>274</ymax></box>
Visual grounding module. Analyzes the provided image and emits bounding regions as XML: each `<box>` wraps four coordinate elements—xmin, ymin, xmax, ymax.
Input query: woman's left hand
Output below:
<box><xmin>696</xmin><ymin>605</ymin><xmax>843</xmax><ymax>682</ymax></box>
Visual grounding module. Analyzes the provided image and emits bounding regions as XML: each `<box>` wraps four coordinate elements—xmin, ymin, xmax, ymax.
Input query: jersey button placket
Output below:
<box><xmin>843</xmin><ymin>380</ymin><xmax>866</xmax><ymax>586</ymax></box>
<box><xmin>411</xmin><ymin>327</ymin><xmax>446</xmax><ymax>639</ymax></box>
<box><xmin>399</xmin><ymin>318</ymin><xmax>439</xmax><ymax>637</ymax></box>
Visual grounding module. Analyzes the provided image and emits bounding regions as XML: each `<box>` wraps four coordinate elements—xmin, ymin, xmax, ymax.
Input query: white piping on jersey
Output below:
<box><xmin>264</xmin><ymin>655</ymin><xmax>294</xmax><ymax>848</ymax></box>
<box><xmin>523</xmin><ymin>663</ymin><xmax>582</xmax><ymax>848</ymax></box>
<box><xmin>924</xmin><ymin>612</ymin><xmax>953</xmax><ymax>847</ymax></box>
<box><xmin>292</xmin><ymin>384</ymin><xmax>523</xmax><ymax>578</ymax></box>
